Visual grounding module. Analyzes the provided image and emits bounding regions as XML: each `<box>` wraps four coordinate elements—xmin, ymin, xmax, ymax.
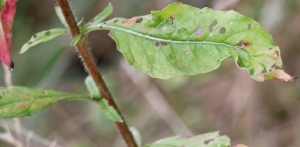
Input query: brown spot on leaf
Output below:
<box><xmin>28</xmin><ymin>42</ymin><xmax>32</xmax><ymax>44</ymax></box>
<box><xmin>113</xmin><ymin>20</ymin><xmax>118</xmax><ymax>23</ymax></box>
<box><xmin>154</xmin><ymin>41</ymin><xmax>168</xmax><ymax>47</ymax></box>
<box><xmin>194</xmin><ymin>27</ymin><xmax>205</xmax><ymax>36</ymax></box>
<box><xmin>271</xmin><ymin>64</ymin><xmax>276</xmax><ymax>68</ymax></box>
<box><xmin>219</xmin><ymin>27</ymin><xmax>226</xmax><ymax>34</ymax></box>
<box><xmin>185</xmin><ymin>51</ymin><xmax>190</xmax><ymax>56</ymax></box>
<box><xmin>175</xmin><ymin>62</ymin><xmax>181</xmax><ymax>67</ymax></box>
<box><xmin>22</xmin><ymin>104</ymin><xmax>26</xmax><ymax>109</ymax></box>
<box><xmin>274</xmin><ymin>50</ymin><xmax>279</xmax><ymax>58</ymax></box>
<box><xmin>235</xmin><ymin>40</ymin><xmax>242</xmax><ymax>47</ymax></box>
<box><xmin>235</xmin><ymin>40</ymin><xmax>249</xmax><ymax>49</ymax></box>
<box><xmin>154</xmin><ymin>42</ymin><xmax>160</xmax><ymax>47</ymax></box>
<box><xmin>122</xmin><ymin>17</ymin><xmax>137</xmax><ymax>24</ymax></box>
<box><xmin>248</xmin><ymin>23</ymin><xmax>252</xmax><ymax>30</ymax></box>
<box><xmin>136</xmin><ymin>18</ymin><xmax>143</xmax><ymax>23</ymax></box>
<box><xmin>209</xmin><ymin>19</ymin><xmax>218</xmax><ymax>32</ymax></box>
<box><xmin>168</xmin><ymin>15</ymin><xmax>175</xmax><ymax>24</ymax></box>
<box><xmin>241</xmin><ymin>41</ymin><xmax>249</xmax><ymax>48</ymax></box>
<box><xmin>90</xmin><ymin>19</ymin><xmax>94</xmax><ymax>23</ymax></box>
<box><xmin>160</xmin><ymin>41</ymin><xmax>168</xmax><ymax>46</ymax></box>
<box><xmin>204</xmin><ymin>139</ymin><xmax>214</xmax><ymax>145</ymax></box>
<box><xmin>33</xmin><ymin>34</ymin><xmax>37</xmax><ymax>38</ymax></box>
<box><xmin>43</xmin><ymin>91</ymin><xmax>47</xmax><ymax>95</ymax></box>
<box><xmin>45</xmin><ymin>31</ymin><xmax>51</xmax><ymax>36</ymax></box>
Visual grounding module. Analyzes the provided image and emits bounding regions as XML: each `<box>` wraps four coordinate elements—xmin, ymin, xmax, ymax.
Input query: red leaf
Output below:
<box><xmin>0</xmin><ymin>0</ymin><xmax>17</xmax><ymax>68</ymax></box>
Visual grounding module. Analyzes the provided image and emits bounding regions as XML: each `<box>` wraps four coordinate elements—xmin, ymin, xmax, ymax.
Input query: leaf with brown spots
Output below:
<box><xmin>145</xmin><ymin>131</ymin><xmax>230</xmax><ymax>147</ymax></box>
<box><xmin>0</xmin><ymin>86</ymin><xmax>90</xmax><ymax>118</ymax></box>
<box><xmin>87</xmin><ymin>2</ymin><xmax>295</xmax><ymax>82</ymax></box>
<box><xmin>86</xmin><ymin>2</ymin><xmax>113</xmax><ymax>28</ymax></box>
<box><xmin>20</xmin><ymin>28</ymin><xmax>68</xmax><ymax>54</ymax></box>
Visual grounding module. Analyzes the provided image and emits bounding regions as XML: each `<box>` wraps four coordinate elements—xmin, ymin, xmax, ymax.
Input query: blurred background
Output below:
<box><xmin>0</xmin><ymin>0</ymin><xmax>299</xmax><ymax>146</ymax></box>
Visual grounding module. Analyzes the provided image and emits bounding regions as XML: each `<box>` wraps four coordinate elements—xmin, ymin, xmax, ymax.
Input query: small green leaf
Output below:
<box><xmin>0</xmin><ymin>86</ymin><xmax>90</xmax><ymax>118</ymax></box>
<box><xmin>99</xmin><ymin>98</ymin><xmax>123</xmax><ymax>122</ymax></box>
<box><xmin>55</xmin><ymin>6</ymin><xmax>68</xmax><ymax>27</ymax></box>
<box><xmin>145</xmin><ymin>132</ymin><xmax>230</xmax><ymax>147</ymax></box>
<box><xmin>77</xmin><ymin>17</ymin><xmax>84</xmax><ymax>26</ymax></box>
<box><xmin>86</xmin><ymin>2</ymin><xmax>113</xmax><ymax>29</ymax></box>
<box><xmin>85</xmin><ymin>75</ymin><xmax>100</xmax><ymax>98</ymax></box>
<box><xmin>130</xmin><ymin>127</ymin><xmax>142</xmax><ymax>147</ymax></box>
<box><xmin>92</xmin><ymin>2</ymin><xmax>295</xmax><ymax>82</ymax></box>
<box><xmin>70</xmin><ymin>34</ymin><xmax>82</xmax><ymax>47</ymax></box>
<box><xmin>20</xmin><ymin>28</ymin><xmax>69</xmax><ymax>54</ymax></box>
<box><xmin>84</xmin><ymin>76</ymin><xmax>122</xmax><ymax>122</ymax></box>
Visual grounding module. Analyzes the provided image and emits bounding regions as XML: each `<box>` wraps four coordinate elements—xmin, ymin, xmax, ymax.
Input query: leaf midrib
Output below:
<box><xmin>0</xmin><ymin>95</ymin><xmax>89</xmax><ymax>108</ymax></box>
<box><xmin>98</xmin><ymin>23</ymin><xmax>263</xmax><ymax>68</ymax></box>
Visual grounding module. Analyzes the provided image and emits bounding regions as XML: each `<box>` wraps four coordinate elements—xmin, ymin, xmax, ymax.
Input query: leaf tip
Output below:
<box><xmin>19</xmin><ymin>48</ymin><xmax>25</xmax><ymax>54</ymax></box>
<box><xmin>265</xmin><ymin>70</ymin><xmax>297</xmax><ymax>82</ymax></box>
<box><xmin>9</xmin><ymin>61</ymin><xmax>14</xmax><ymax>69</ymax></box>
<box><xmin>234</xmin><ymin>144</ymin><xmax>248</xmax><ymax>147</ymax></box>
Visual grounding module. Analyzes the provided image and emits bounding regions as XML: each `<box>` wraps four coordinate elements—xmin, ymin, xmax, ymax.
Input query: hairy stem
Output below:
<box><xmin>57</xmin><ymin>1</ymin><xmax>137</xmax><ymax>147</ymax></box>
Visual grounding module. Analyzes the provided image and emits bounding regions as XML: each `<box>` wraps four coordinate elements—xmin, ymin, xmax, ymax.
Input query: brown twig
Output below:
<box><xmin>56</xmin><ymin>0</ymin><xmax>137</xmax><ymax>147</ymax></box>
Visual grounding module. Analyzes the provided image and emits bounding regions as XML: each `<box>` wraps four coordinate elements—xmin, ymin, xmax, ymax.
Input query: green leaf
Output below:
<box><xmin>55</xmin><ymin>6</ymin><xmax>68</xmax><ymax>27</ymax></box>
<box><xmin>84</xmin><ymin>76</ymin><xmax>122</xmax><ymax>122</ymax></box>
<box><xmin>85</xmin><ymin>75</ymin><xmax>101</xmax><ymax>98</ymax></box>
<box><xmin>86</xmin><ymin>2</ymin><xmax>113</xmax><ymax>29</ymax></box>
<box><xmin>145</xmin><ymin>132</ymin><xmax>230</xmax><ymax>147</ymax></box>
<box><xmin>99</xmin><ymin>98</ymin><xmax>123</xmax><ymax>122</ymax></box>
<box><xmin>78</xmin><ymin>17</ymin><xmax>87</xmax><ymax>31</ymax></box>
<box><xmin>77</xmin><ymin>17</ymin><xmax>85</xmax><ymax>26</ymax></box>
<box><xmin>130</xmin><ymin>127</ymin><xmax>142</xmax><ymax>147</ymax></box>
<box><xmin>20</xmin><ymin>28</ymin><xmax>69</xmax><ymax>54</ymax></box>
<box><xmin>90</xmin><ymin>2</ymin><xmax>295</xmax><ymax>82</ymax></box>
<box><xmin>0</xmin><ymin>86</ymin><xmax>90</xmax><ymax>118</ymax></box>
<box><xmin>70</xmin><ymin>34</ymin><xmax>82</xmax><ymax>47</ymax></box>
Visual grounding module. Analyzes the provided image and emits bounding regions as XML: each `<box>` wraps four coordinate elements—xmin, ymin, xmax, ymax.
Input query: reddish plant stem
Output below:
<box><xmin>57</xmin><ymin>0</ymin><xmax>137</xmax><ymax>147</ymax></box>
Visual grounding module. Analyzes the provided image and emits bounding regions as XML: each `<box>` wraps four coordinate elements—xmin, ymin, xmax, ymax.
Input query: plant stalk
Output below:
<box><xmin>57</xmin><ymin>0</ymin><xmax>137</xmax><ymax>147</ymax></box>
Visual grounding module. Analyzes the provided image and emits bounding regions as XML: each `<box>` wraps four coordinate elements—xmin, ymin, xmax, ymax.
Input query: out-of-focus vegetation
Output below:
<box><xmin>0</xmin><ymin>0</ymin><xmax>299</xmax><ymax>146</ymax></box>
